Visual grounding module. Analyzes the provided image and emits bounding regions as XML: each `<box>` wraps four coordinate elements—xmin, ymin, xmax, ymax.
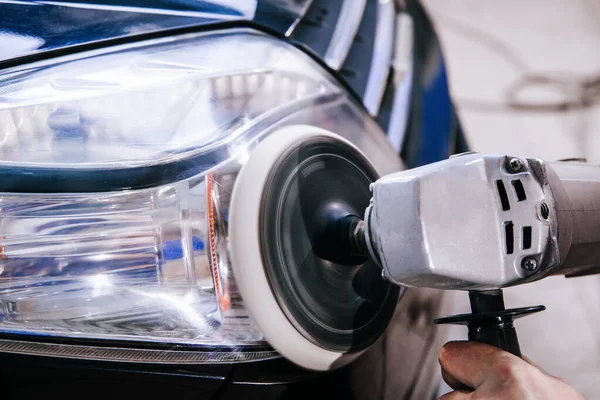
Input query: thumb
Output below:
<box><xmin>438</xmin><ymin>390</ymin><xmax>472</xmax><ymax>400</ymax></box>
<box><xmin>439</xmin><ymin>341</ymin><xmax>519</xmax><ymax>389</ymax></box>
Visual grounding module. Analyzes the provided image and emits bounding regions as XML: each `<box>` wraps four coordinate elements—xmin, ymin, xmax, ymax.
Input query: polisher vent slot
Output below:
<box><xmin>496</xmin><ymin>180</ymin><xmax>510</xmax><ymax>211</ymax></box>
<box><xmin>504</xmin><ymin>221</ymin><xmax>514</xmax><ymax>254</ymax></box>
<box><xmin>522</xmin><ymin>226</ymin><xmax>532</xmax><ymax>250</ymax></box>
<box><xmin>512</xmin><ymin>179</ymin><xmax>526</xmax><ymax>201</ymax></box>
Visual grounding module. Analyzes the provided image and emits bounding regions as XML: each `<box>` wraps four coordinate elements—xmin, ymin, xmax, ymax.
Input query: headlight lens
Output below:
<box><xmin>0</xmin><ymin>28</ymin><xmax>402</xmax><ymax>363</ymax></box>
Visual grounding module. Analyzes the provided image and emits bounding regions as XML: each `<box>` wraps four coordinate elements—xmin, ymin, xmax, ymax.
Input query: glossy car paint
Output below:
<box><xmin>0</xmin><ymin>1</ymin><xmax>463</xmax><ymax>398</ymax></box>
<box><xmin>0</xmin><ymin>1</ymin><xmax>301</xmax><ymax>61</ymax></box>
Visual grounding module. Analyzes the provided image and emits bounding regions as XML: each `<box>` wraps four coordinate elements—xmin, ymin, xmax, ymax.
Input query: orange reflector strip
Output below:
<box><xmin>207</xmin><ymin>172</ymin><xmax>231</xmax><ymax>311</ymax></box>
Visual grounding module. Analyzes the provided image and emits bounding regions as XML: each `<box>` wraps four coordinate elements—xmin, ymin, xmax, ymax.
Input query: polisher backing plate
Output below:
<box><xmin>229</xmin><ymin>125</ymin><xmax>399</xmax><ymax>371</ymax></box>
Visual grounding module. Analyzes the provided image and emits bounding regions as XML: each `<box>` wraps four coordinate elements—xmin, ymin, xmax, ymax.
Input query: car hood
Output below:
<box><xmin>0</xmin><ymin>0</ymin><xmax>308</xmax><ymax>64</ymax></box>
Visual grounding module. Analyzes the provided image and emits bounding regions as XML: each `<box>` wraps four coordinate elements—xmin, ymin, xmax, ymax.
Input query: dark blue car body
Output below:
<box><xmin>0</xmin><ymin>1</ymin><xmax>466</xmax><ymax>398</ymax></box>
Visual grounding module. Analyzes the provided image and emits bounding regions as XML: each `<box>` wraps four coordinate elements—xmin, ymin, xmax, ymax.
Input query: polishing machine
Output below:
<box><xmin>229</xmin><ymin>126</ymin><xmax>600</xmax><ymax>370</ymax></box>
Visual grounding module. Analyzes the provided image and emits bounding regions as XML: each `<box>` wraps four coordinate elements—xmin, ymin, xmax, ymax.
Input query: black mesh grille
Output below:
<box><xmin>291</xmin><ymin>0</ymin><xmax>385</xmax><ymax>105</ymax></box>
<box><xmin>290</xmin><ymin>0</ymin><xmax>346</xmax><ymax>59</ymax></box>
<box><xmin>338</xmin><ymin>0</ymin><xmax>378</xmax><ymax>98</ymax></box>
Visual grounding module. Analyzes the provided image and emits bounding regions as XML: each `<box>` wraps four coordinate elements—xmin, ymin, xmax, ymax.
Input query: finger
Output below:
<box><xmin>442</xmin><ymin>367</ymin><xmax>472</xmax><ymax>391</ymax></box>
<box><xmin>438</xmin><ymin>390</ymin><xmax>472</xmax><ymax>400</ymax></box>
<box><xmin>438</xmin><ymin>341</ymin><xmax>519</xmax><ymax>389</ymax></box>
<box><xmin>522</xmin><ymin>354</ymin><xmax>545</xmax><ymax>371</ymax></box>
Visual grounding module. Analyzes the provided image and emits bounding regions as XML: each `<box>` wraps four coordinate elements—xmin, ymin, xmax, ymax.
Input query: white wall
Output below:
<box><xmin>421</xmin><ymin>0</ymin><xmax>600</xmax><ymax>397</ymax></box>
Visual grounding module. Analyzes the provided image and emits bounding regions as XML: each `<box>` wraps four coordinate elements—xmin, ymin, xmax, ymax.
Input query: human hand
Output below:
<box><xmin>438</xmin><ymin>341</ymin><xmax>584</xmax><ymax>400</ymax></box>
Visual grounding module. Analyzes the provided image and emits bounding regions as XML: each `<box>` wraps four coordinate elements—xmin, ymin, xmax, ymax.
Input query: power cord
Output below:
<box><xmin>431</xmin><ymin>12</ymin><xmax>600</xmax><ymax>114</ymax></box>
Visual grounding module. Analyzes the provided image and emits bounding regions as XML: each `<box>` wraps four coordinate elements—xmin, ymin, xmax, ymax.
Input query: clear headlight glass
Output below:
<box><xmin>0</xmin><ymin>28</ymin><xmax>402</xmax><ymax>363</ymax></box>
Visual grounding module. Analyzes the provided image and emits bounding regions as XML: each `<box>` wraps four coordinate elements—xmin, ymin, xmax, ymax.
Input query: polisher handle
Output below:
<box><xmin>466</xmin><ymin>314</ymin><xmax>522</xmax><ymax>357</ymax></box>
<box><xmin>434</xmin><ymin>290</ymin><xmax>545</xmax><ymax>358</ymax></box>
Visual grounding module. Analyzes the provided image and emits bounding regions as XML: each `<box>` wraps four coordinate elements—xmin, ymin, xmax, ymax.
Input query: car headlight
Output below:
<box><xmin>0</xmin><ymin>28</ymin><xmax>402</xmax><ymax>364</ymax></box>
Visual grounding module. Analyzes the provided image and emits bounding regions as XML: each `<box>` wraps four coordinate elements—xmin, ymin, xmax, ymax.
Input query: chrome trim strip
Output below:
<box><xmin>284</xmin><ymin>0</ymin><xmax>315</xmax><ymax>37</ymax></box>
<box><xmin>324</xmin><ymin>0</ymin><xmax>367</xmax><ymax>70</ymax></box>
<box><xmin>387</xmin><ymin>12</ymin><xmax>414</xmax><ymax>151</ymax></box>
<box><xmin>0</xmin><ymin>338</ymin><xmax>278</xmax><ymax>364</ymax></box>
<box><xmin>363</xmin><ymin>0</ymin><xmax>395</xmax><ymax>116</ymax></box>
